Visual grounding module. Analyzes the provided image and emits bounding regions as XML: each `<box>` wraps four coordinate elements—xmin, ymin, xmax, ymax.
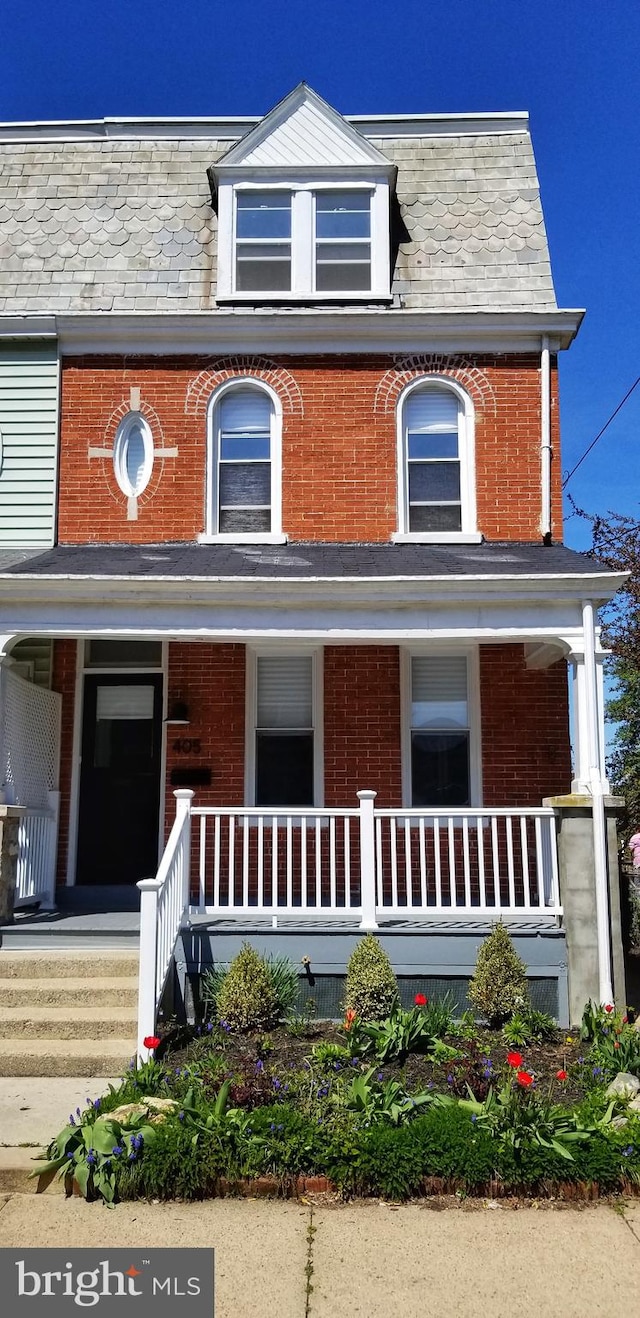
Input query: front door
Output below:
<box><xmin>76</xmin><ymin>674</ymin><xmax>163</xmax><ymax>884</ymax></box>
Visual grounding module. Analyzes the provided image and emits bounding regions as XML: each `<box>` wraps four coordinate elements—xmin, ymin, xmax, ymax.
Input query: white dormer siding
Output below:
<box><xmin>0</xmin><ymin>342</ymin><xmax>58</xmax><ymax>546</ymax></box>
<box><xmin>212</xmin><ymin>85</ymin><xmax>395</xmax><ymax>303</ymax></box>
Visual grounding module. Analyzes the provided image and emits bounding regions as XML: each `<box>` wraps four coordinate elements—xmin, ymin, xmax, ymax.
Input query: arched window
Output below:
<box><xmin>205</xmin><ymin>382</ymin><xmax>283</xmax><ymax>541</ymax></box>
<box><xmin>113</xmin><ymin>412</ymin><xmax>154</xmax><ymax>499</ymax></box>
<box><xmin>396</xmin><ymin>379</ymin><xmax>478</xmax><ymax>541</ymax></box>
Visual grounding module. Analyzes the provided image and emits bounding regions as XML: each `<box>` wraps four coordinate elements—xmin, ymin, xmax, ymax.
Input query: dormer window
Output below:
<box><xmin>212</xmin><ymin>84</ymin><xmax>395</xmax><ymax>304</ymax></box>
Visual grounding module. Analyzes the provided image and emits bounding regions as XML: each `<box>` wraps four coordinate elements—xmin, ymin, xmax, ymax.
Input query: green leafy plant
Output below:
<box><xmin>502</xmin><ymin>1007</ymin><xmax>557</xmax><ymax>1047</ymax></box>
<box><xmin>215</xmin><ymin>943</ymin><xmax>278</xmax><ymax>1032</ymax></box>
<box><xmin>418</xmin><ymin>992</ymin><xmax>456</xmax><ymax>1039</ymax></box>
<box><xmin>343</xmin><ymin>1067</ymin><xmax>439</xmax><ymax>1127</ymax></box>
<box><xmin>362</xmin><ymin>1004</ymin><xmax>434</xmax><ymax>1065</ymax></box>
<box><xmin>344</xmin><ymin>934</ymin><xmax>398</xmax><ymax>1022</ymax></box>
<box><xmin>31</xmin><ymin>1107</ymin><xmax>159</xmax><ymax>1204</ymax></box>
<box><xmin>203</xmin><ymin>952</ymin><xmax>299</xmax><ymax>1023</ymax></box>
<box><xmin>311</xmin><ymin>1041</ymin><xmax>351</xmax><ymax>1066</ymax></box>
<box><xmin>468</xmin><ymin>922</ymin><xmax>529</xmax><ymax>1027</ymax></box>
<box><xmin>286</xmin><ymin>997</ymin><xmax>317</xmax><ymax>1038</ymax></box>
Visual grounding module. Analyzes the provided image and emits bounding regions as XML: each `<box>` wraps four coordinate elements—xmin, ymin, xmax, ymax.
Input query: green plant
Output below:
<box><xmin>215</xmin><ymin>943</ymin><xmax>278</xmax><ymax>1032</ymax></box>
<box><xmin>31</xmin><ymin>1107</ymin><xmax>159</xmax><ymax>1204</ymax></box>
<box><xmin>286</xmin><ymin>997</ymin><xmax>317</xmax><ymax>1037</ymax></box>
<box><xmin>311</xmin><ymin>1041</ymin><xmax>351</xmax><ymax>1066</ymax></box>
<box><xmin>418</xmin><ymin>992</ymin><xmax>456</xmax><ymax>1039</ymax></box>
<box><xmin>344</xmin><ymin>934</ymin><xmax>398</xmax><ymax>1022</ymax></box>
<box><xmin>502</xmin><ymin>1007</ymin><xmax>557</xmax><ymax>1047</ymax></box>
<box><xmin>343</xmin><ymin>1067</ymin><xmax>439</xmax><ymax>1127</ymax></box>
<box><xmin>203</xmin><ymin>952</ymin><xmax>299</xmax><ymax>1023</ymax></box>
<box><xmin>468</xmin><ymin>922</ymin><xmax>529</xmax><ymax>1027</ymax></box>
<box><xmin>362</xmin><ymin>1004</ymin><xmax>434</xmax><ymax>1065</ymax></box>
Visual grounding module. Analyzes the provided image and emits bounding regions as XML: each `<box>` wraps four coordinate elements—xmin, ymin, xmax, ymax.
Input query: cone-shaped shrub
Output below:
<box><xmin>344</xmin><ymin>933</ymin><xmax>398</xmax><ymax>1022</ymax></box>
<box><xmin>468</xmin><ymin>922</ymin><xmax>529</xmax><ymax>1027</ymax></box>
<box><xmin>215</xmin><ymin>942</ymin><xmax>278</xmax><ymax>1032</ymax></box>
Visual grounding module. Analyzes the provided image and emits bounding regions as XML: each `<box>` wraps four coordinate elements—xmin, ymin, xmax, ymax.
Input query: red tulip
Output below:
<box><xmin>604</xmin><ymin>1004</ymin><xmax>614</xmax><ymax>1013</ymax></box>
<box><xmin>516</xmin><ymin>1070</ymin><xmax>533</xmax><ymax>1087</ymax></box>
<box><xmin>507</xmin><ymin>1051</ymin><xmax>523</xmax><ymax>1068</ymax></box>
<box><xmin>414</xmin><ymin>993</ymin><xmax>428</xmax><ymax>1007</ymax></box>
<box><xmin>556</xmin><ymin>1069</ymin><xmax>568</xmax><ymax>1081</ymax></box>
<box><xmin>143</xmin><ymin>1035</ymin><xmax>161</xmax><ymax>1051</ymax></box>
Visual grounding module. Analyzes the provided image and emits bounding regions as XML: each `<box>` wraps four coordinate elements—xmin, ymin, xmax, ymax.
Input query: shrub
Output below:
<box><xmin>203</xmin><ymin>952</ymin><xmax>298</xmax><ymax>1023</ymax></box>
<box><xmin>468</xmin><ymin>922</ymin><xmax>529</xmax><ymax>1027</ymax></box>
<box><xmin>344</xmin><ymin>934</ymin><xmax>398</xmax><ymax>1022</ymax></box>
<box><xmin>215</xmin><ymin>943</ymin><xmax>278</xmax><ymax>1032</ymax></box>
<box><xmin>241</xmin><ymin>1106</ymin><xmax>322</xmax><ymax>1178</ymax></box>
<box><xmin>351</xmin><ymin>1123</ymin><xmax>425</xmax><ymax>1199</ymax></box>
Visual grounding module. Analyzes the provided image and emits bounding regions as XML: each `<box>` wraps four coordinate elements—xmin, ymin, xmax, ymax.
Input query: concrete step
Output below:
<box><xmin>0</xmin><ymin>1005</ymin><xmax>138</xmax><ymax>1040</ymax></box>
<box><xmin>0</xmin><ymin>1148</ymin><xmax>63</xmax><ymax>1195</ymax></box>
<box><xmin>0</xmin><ymin>977</ymin><xmax>138</xmax><ymax>1008</ymax></box>
<box><xmin>0</xmin><ymin>1038</ymin><xmax>136</xmax><ymax>1078</ymax></box>
<box><xmin>0</xmin><ymin>950</ymin><xmax>138</xmax><ymax>979</ymax></box>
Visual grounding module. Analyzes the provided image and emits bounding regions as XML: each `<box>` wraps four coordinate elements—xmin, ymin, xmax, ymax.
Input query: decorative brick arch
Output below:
<box><xmin>91</xmin><ymin>397</ymin><xmax>168</xmax><ymax>510</ymax></box>
<box><xmin>374</xmin><ymin>354</ymin><xmax>497</xmax><ymax>416</ymax></box>
<box><xmin>185</xmin><ymin>356</ymin><xmax>304</xmax><ymax>418</ymax></box>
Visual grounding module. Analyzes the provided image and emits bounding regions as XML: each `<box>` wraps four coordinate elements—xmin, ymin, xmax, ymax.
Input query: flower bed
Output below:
<box><xmin>32</xmin><ymin>996</ymin><xmax>640</xmax><ymax>1205</ymax></box>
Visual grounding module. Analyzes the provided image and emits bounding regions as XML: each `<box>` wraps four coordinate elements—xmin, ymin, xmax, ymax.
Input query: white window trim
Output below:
<box><xmin>400</xmin><ymin>645</ymin><xmax>482</xmax><ymax>809</ymax></box>
<box><xmin>244</xmin><ymin>646</ymin><xmax>324</xmax><ymax>808</ymax></box>
<box><xmin>392</xmin><ymin>376</ymin><xmax>481</xmax><ymax>544</ymax></box>
<box><xmin>216</xmin><ymin>174</ymin><xmax>391</xmax><ymax>302</ymax></box>
<box><xmin>200</xmin><ymin>377</ymin><xmax>286</xmax><ymax>545</ymax></box>
<box><xmin>113</xmin><ymin>411</ymin><xmax>154</xmax><ymax>499</ymax></box>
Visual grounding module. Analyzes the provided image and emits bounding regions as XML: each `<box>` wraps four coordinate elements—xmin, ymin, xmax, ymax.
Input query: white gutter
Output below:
<box><xmin>540</xmin><ymin>334</ymin><xmax>552</xmax><ymax>542</ymax></box>
<box><xmin>582</xmin><ymin>597</ymin><xmax>614</xmax><ymax>1005</ymax></box>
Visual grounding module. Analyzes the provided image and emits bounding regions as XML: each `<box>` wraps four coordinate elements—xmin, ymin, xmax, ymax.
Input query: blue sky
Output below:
<box><xmin>1</xmin><ymin>0</ymin><xmax>638</xmax><ymax>549</ymax></box>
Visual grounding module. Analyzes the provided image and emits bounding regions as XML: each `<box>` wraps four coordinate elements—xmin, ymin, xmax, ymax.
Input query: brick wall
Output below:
<box><xmin>480</xmin><ymin>644</ymin><xmax>572</xmax><ymax>805</ymax></box>
<box><xmin>58</xmin><ymin>353</ymin><xmax>562</xmax><ymax>544</ymax></box>
<box><xmin>164</xmin><ymin>642</ymin><xmax>246</xmax><ymax>834</ymax></box>
<box><xmin>323</xmin><ymin>646</ymin><xmax>402</xmax><ymax>807</ymax></box>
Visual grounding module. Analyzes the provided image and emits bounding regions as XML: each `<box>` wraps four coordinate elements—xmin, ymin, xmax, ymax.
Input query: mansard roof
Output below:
<box><xmin>0</xmin><ymin>88</ymin><xmax>558</xmax><ymax>316</ymax></box>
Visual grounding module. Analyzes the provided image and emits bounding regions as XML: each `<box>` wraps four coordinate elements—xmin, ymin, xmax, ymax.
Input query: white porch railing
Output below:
<box><xmin>136</xmin><ymin>790</ymin><xmax>192</xmax><ymax>1059</ymax></box>
<box><xmin>136</xmin><ymin>788</ymin><xmax>561</xmax><ymax>1055</ymax></box>
<box><xmin>14</xmin><ymin>795</ymin><xmax>60</xmax><ymax>912</ymax></box>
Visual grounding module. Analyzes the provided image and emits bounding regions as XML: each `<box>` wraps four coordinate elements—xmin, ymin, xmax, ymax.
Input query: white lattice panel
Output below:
<box><xmin>0</xmin><ymin>667</ymin><xmax>61</xmax><ymax>807</ymax></box>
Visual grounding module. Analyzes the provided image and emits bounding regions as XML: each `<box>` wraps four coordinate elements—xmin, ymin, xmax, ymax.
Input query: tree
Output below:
<box><xmin>582</xmin><ymin>506</ymin><xmax>640</xmax><ymax>835</ymax></box>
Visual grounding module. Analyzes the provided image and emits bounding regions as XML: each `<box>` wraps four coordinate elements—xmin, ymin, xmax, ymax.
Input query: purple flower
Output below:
<box><xmin>93</xmin><ymin>1098</ymin><xmax>101</xmax><ymax>1110</ymax></box>
<box><xmin>623</xmin><ymin>1145</ymin><xmax>634</xmax><ymax>1157</ymax></box>
<box><xmin>377</xmin><ymin>1072</ymin><xmax>384</xmax><ymax>1082</ymax></box>
<box><xmin>86</xmin><ymin>1150</ymin><xmax>96</xmax><ymax>1166</ymax></box>
<box><xmin>69</xmin><ymin>1115</ymin><xmax>75</xmax><ymax>1127</ymax></box>
<box><xmin>66</xmin><ymin>1150</ymin><xmax>74</xmax><ymax>1159</ymax></box>
<box><xmin>333</xmin><ymin>1061</ymin><xmax>341</xmax><ymax>1071</ymax></box>
<box><xmin>255</xmin><ymin>1060</ymin><xmax>264</xmax><ymax>1073</ymax></box>
<box><xmin>76</xmin><ymin>1108</ymin><xmax>81</xmax><ymax>1118</ymax></box>
<box><xmin>593</xmin><ymin>1066</ymin><xmax>603</xmax><ymax>1078</ymax></box>
<box><xmin>471</xmin><ymin>1113</ymin><xmax>478</xmax><ymax>1123</ymax></box>
<box><xmin>272</xmin><ymin>1078</ymin><xmax>281</xmax><ymax>1090</ymax></box>
<box><xmin>219</xmin><ymin>1020</ymin><xmax>230</xmax><ymax>1033</ymax></box>
<box><xmin>206</xmin><ymin>1022</ymin><xmax>213</xmax><ymax>1033</ymax></box>
<box><xmin>178</xmin><ymin>1112</ymin><xmax>185</xmax><ymax>1122</ymax></box>
<box><xmin>112</xmin><ymin>1145</ymin><xmax>124</xmax><ymax>1156</ymax></box>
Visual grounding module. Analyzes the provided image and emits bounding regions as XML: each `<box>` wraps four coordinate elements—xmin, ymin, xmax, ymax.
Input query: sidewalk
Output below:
<box><xmin>0</xmin><ymin>1192</ymin><xmax>639</xmax><ymax>1317</ymax></box>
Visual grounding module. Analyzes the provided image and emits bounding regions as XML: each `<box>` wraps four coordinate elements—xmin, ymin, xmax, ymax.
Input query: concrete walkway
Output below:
<box><xmin>0</xmin><ymin>1076</ymin><xmax>119</xmax><ymax>1145</ymax></box>
<box><xmin>0</xmin><ymin>1193</ymin><xmax>639</xmax><ymax>1317</ymax></box>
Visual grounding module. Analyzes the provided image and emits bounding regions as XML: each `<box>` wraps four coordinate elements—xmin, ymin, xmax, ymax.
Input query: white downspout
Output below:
<box><xmin>582</xmin><ymin>597</ymin><xmax>614</xmax><ymax>1004</ymax></box>
<box><xmin>540</xmin><ymin>334</ymin><xmax>552</xmax><ymax>543</ymax></box>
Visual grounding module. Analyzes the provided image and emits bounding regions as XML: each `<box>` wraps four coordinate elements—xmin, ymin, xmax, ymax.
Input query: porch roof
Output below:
<box><xmin>0</xmin><ymin>539</ymin><xmax>619</xmax><ymax>584</ymax></box>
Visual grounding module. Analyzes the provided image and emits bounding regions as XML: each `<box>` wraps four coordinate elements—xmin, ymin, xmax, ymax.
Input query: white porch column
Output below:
<box><xmin>579</xmin><ymin>599</ymin><xmax>613</xmax><ymax>1005</ymax></box>
<box><xmin>570</xmin><ymin>646</ymin><xmax>610</xmax><ymax>795</ymax></box>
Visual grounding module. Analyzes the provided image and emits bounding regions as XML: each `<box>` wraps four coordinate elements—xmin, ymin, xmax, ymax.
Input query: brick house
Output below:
<box><xmin>0</xmin><ymin>85</ymin><xmax>626</xmax><ymax>1044</ymax></box>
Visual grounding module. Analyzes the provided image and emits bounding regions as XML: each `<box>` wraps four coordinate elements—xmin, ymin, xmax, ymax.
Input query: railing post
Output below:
<box><xmin>174</xmin><ymin>789</ymin><xmax>194</xmax><ymax>911</ymax></box>
<box><xmin>357</xmin><ymin>789</ymin><xmax>378</xmax><ymax>930</ymax></box>
<box><xmin>136</xmin><ymin>878</ymin><xmax>160</xmax><ymax>1061</ymax></box>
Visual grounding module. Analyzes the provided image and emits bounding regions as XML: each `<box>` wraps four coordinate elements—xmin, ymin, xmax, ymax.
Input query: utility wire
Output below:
<box><xmin>562</xmin><ymin>375</ymin><xmax>640</xmax><ymax>488</ymax></box>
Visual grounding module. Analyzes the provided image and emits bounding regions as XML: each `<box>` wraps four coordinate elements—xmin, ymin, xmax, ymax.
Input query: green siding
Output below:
<box><xmin>0</xmin><ymin>343</ymin><xmax>58</xmax><ymax>546</ymax></box>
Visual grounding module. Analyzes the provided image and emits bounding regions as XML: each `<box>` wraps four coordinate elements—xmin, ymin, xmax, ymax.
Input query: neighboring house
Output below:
<box><xmin>0</xmin><ymin>84</ymin><xmax>626</xmax><ymax>1042</ymax></box>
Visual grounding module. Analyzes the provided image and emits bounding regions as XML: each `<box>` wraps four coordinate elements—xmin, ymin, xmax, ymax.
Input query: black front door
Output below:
<box><xmin>76</xmin><ymin>675</ymin><xmax>163</xmax><ymax>885</ymax></box>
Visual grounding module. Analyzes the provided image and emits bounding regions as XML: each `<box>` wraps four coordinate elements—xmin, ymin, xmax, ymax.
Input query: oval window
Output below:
<box><xmin>113</xmin><ymin>413</ymin><xmax>153</xmax><ymax>498</ymax></box>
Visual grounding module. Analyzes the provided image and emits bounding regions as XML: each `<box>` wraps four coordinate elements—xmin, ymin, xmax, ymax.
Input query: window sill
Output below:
<box><xmin>197</xmin><ymin>533</ymin><xmax>288</xmax><ymax>546</ymax></box>
<box><xmin>216</xmin><ymin>292</ymin><xmax>393</xmax><ymax>304</ymax></box>
<box><xmin>391</xmin><ymin>533</ymin><xmax>484</xmax><ymax>545</ymax></box>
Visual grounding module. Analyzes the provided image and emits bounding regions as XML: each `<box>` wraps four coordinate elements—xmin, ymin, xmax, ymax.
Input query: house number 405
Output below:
<box><xmin>172</xmin><ymin>738</ymin><xmax>201</xmax><ymax>754</ymax></box>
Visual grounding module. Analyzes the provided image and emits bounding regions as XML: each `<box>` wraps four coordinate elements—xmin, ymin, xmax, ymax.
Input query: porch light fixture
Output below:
<box><xmin>165</xmin><ymin>699</ymin><xmax>190</xmax><ymax>725</ymax></box>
